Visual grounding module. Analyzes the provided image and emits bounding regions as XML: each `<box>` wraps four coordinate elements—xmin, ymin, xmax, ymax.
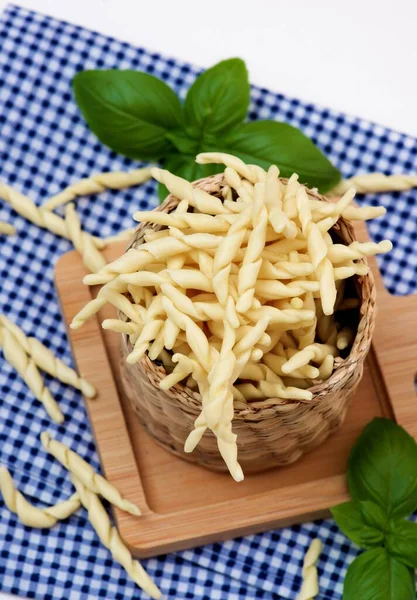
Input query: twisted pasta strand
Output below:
<box><xmin>224</xmin><ymin>167</ymin><xmax>254</xmax><ymax>203</ymax></box>
<box><xmin>296</xmin><ymin>538</ymin><xmax>322</xmax><ymax>600</ymax></box>
<box><xmin>65</xmin><ymin>203</ymin><xmax>107</xmax><ymax>273</ymax></box>
<box><xmin>159</xmin><ymin>359</ymin><xmax>194</xmax><ymax>390</ymax></box>
<box><xmin>206</xmin><ymin>317</ymin><xmax>241</xmax><ymax>478</ymax></box>
<box><xmin>127</xmin><ymin>319</ymin><xmax>164</xmax><ymax>364</ymax></box>
<box><xmin>332</xmin><ymin>173</ymin><xmax>417</xmax><ymax>195</ymax></box>
<box><xmin>102</xmin><ymin>319</ymin><xmax>141</xmax><ymax>336</ymax></box>
<box><xmin>281</xmin><ymin>343</ymin><xmax>337</xmax><ymax>373</ymax></box>
<box><xmin>262</xmin><ymin>352</ymin><xmax>319</xmax><ymax>379</ymax></box>
<box><xmin>43</xmin><ymin>168</ymin><xmax>152</xmax><ymax>211</ymax></box>
<box><xmin>266</xmin><ymin>166</ymin><xmax>297</xmax><ymax>238</ymax></box>
<box><xmin>185</xmin><ymin>317</ymin><xmax>270</xmax><ymax>481</ymax></box>
<box><xmin>133</xmin><ymin>210</ymin><xmax>230</xmax><ymax>233</ymax></box>
<box><xmin>160</xmin><ymin>283</ymin><xmax>223</xmax><ymax>321</ymax></box>
<box><xmin>282</xmin><ymin>173</ymin><xmax>299</xmax><ymax>217</ymax></box>
<box><xmin>161</xmin><ymin>297</ymin><xmax>211</xmax><ymax>371</ymax></box>
<box><xmin>296</xmin><ymin>186</ymin><xmax>337</xmax><ymax>315</ymax></box>
<box><xmin>0</xmin><ymin>316</ymin><xmax>96</xmax><ymax>398</ymax></box>
<box><xmin>121</xmin><ymin>268</ymin><xmax>213</xmax><ymax>292</ymax></box>
<box><xmin>0</xmin><ymin>184</ymin><xmax>105</xmax><ymax>248</ymax></box>
<box><xmin>0</xmin><ymin>221</ymin><xmax>15</xmax><ymax>235</ymax></box>
<box><xmin>0</xmin><ymin>328</ymin><xmax>64</xmax><ymax>423</ymax></box>
<box><xmin>309</xmin><ymin>197</ymin><xmax>386</xmax><ymax>221</ymax></box>
<box><xmin>196</xmin><ymin>152</ymin><xmax>264</xmax><ymax>183</ymax></box>
<box><xmin>246</xmin><ymin>306</ymin><xmax>315</xmax><ymax>327</ymax></box>
<box><xmin>211</xmin><ymin>318</ymin><xmax>271</xmax><ymax>480</ymax></box>
<box><xmin>259</xmin><ymin>379</ymin><xmax>312</xmax><ymax>401</ymax></box>
<box><xmin>151</xmin><ymin>167</ymin><xmax>227</xmax><ymax>215</ymax></box>
<box><xmin>236</xmin><ymin>183</ymin><xmax>268</xmax><ymax>313</ymax></box>
<box><xmin>0</xmin><ymin>184</ymin><xmax>68</xmax><ymax>237</ymax></box>
<box><xmin>0</xmin><ymin>467</ymin><xmax>80</xmax><ymax>528</ymax></box>
<box><xmin>212</xmin><ymin>204</ymin><xmax>251</xmax><ymax>306</ymax></box>
<box><xmin>295</xmin><ymin>293</ymin><xmax>317</xmax><ymax>349</ymax></box>
<box><xmin>101</xmin><ymin>238</ymin><xmax>191</xmax><ymax>277</ymax></box>
<box><xmin>70</xmin><ymin>277</ymin><xmax>130</xmax><ymax>330</ymax></box>
<box><xmin>327</xmin><ymin>240</ymin><xmax>392</xmax><ymax>263</ymax></box>
<box><xmin>71</xmin><ymin>476</ymin><xmax>161</xmax><ymax>599</ymax></box>
<box><xmin>41</xmin><ymin>432</ymin><xmax>140</xmax><ymax>516</ymax></box>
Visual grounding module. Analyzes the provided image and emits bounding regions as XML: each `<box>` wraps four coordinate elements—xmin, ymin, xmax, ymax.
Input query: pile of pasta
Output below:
<box><xmin>71</xmin><ymin>152</ymin><xmax>392</xmax><ymax>481</ymax></box>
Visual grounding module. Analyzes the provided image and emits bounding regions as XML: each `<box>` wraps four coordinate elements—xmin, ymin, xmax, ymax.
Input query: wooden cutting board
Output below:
<box><xmin>54</xmin><ymin>222</ymin><xmax>417</xmax><ymax>558</ymax></box>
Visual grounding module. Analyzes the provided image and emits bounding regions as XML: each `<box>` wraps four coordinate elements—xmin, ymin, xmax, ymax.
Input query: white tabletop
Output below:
<box><xmin>0</xmin><ymin>1</ymin><xmax>415</xmax><ymax>598</ymax></box>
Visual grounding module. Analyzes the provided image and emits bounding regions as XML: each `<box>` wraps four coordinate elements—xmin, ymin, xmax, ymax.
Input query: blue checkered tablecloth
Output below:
<box><xmin>0</xmin><ymin>4</ymin><xmax>416</xmax><ymax>599</ymax></box>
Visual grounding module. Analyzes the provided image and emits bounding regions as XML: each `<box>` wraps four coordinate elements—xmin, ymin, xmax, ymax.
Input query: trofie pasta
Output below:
<box><xmin>41</xmin><ymin>432</ymin><xmax>141</xmax><ymax>516</ymax></box>
<box><xmin>0</xmin><ymin>315</ymin><xmax>96</xmax><ymax>398</ymax></box>
<box><xmin>0</xmin><ymin>467</ymin><xmax>80</xmax><ymax>528</ymax></box>
<box><xmin>71</xmin><ymin>475</ymin><xmax>161</xmax><ymax>599</ymax></box>
<box><xmin>72</xmin><ymin>153</ymin><xmax>391</xmax><ymax>480</ymax></box>
<box><xmin>65</xmin><ymin>203</ymin><xmax>107</xmax><ymax>273</ymax></box>
<box><xmin>332</xmin><ymin>172</ymin><xmax>417</xmax><ymax>195</ymax></box>
<box><xmin>0</xmin><ymin>173</ymin><xmax>145</xmax><ymax>273</ymax></box>
<box><xmin>0</xmin><ymin>183</ymin><xmax>105</xmax><ymax>248</ymax></box>
<box><xmin>0</xmin><ymin>327</ymin><xmax>64</xmax><ymax>423</ymax></box>
<box><xmin>296</xmin><ymin>538</ymin><xmax>322</xmax><ymax>600</ymax></box>
<box><xmin>43</xmin><ymin>167</ymin><xmax>152</xmax><ymax>211</ymax></box>
<box><xmin>0</xmin><ymin>220</ymin><xmax>15</xmax><ymax>235</ymax></box>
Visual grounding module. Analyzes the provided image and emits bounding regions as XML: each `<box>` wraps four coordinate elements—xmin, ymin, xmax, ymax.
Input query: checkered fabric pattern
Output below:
<box><xmin>0</xmin><ymin>4</ymin><xmax>416</xmax><ymax>599</ymax></box>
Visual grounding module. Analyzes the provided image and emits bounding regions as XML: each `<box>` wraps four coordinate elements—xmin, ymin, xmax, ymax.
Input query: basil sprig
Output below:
<box><xmin>72</xmin><ymin>58</ymin><xmax>341</xmax><ymax>200</ymax></box>
<box><xmin>331</xmin><ymin>418</ymin><xmax>417</xmax><ymax>599</ymax></box>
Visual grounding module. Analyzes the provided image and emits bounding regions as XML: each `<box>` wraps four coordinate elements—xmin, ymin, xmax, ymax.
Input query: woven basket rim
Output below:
<box><xmin>122</xmin><ymin>173</ymin><xmax>376</xmax><ymax>418</ymax></box>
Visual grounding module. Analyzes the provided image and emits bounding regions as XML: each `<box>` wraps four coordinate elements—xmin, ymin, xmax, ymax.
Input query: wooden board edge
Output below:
<box><xmin>116</xmin><ymin>475</ymin><xmax>348</xmax><ymax>557</ymax></box>
<box><xmin>54</xmin><ymin>233</ymin><xmax>417</xmax><ymax>556</ymax></box>
<box><xmin>53</xmin><ymin>249</ymin><xmax>151</xmax><ymax>516</ymax></box>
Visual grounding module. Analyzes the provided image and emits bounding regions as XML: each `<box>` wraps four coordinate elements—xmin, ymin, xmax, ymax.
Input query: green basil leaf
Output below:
<box><xmin>166</xmin><ymin>130</ymin><xmax>199</xmax><ymax>156</ymax></box>
<box><xmin>387</xmin><ymin>519</ymin><xmax>417</xmax><ymax>568</ymax></box>
<box><xmin>217</xmin><ymin>120</ymin><xmax>341</xmax><ymax>192</ymax></box>
<box><xmin>331</xmin><ymin>500</ymin><xmax>386</xmax><ymax>548</ymax></box>
<box><xmin>158</xmin><ymin>155</ymin><xmax>221</xmax><ymax>202</ymax></box>
<box><xmin>158</xmin><ymin>182</ymin><xmax>169</xmax><ymax>203</ymax></box>
<box><xmin>343</xmin><ymin>548</ymin><xmax>415</xmax><ymax>600</ymax></box>
<box><xmin>348</xmin><ymin>418</ymin><xmax>417</xmax><ymax>519</ymax></box>
<box><xmin>73</xmin><ymin>70</ymin><xmax>182</xmax><ymax>160</ymax></box>
<box><xmin>184</xmin><ymin>58</ymin><xmax>249</xmax><ymax>136</ymax></box>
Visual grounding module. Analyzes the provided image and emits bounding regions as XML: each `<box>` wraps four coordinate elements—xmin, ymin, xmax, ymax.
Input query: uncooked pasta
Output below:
<box><xmin>73</xmin><ymin>152</ymin><xmax>391</xmax><ymax>480</ymax></box>
<box><xmin>296</xmin><ymin>538</ymin><xmax>322</xmax><ymax>600</ymax></box>
<box><xmin>41</xmin><ymin>432</ymin><xmax>140</xmax><ymax>516</ymax></box>
<box><xmin>0</xmin><ymin>467</ymin><xmax>80</xmax><ymax>528</ymax></box>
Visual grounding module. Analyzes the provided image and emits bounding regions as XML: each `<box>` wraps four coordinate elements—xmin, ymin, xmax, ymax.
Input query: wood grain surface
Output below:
<box><xmin>54</xmin><ymin>226</ymin><xmax>417</xmax><ymax>557</ymax></box>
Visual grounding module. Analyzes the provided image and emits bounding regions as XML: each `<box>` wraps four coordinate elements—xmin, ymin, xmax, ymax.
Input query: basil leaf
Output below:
<box><xmin>387</xmin><ymin>519</ymin><xmax>417</xmax><ymax>568</ymax></box>
<box><xmin>166</xmin><ymin>130</ymin><xmax>199</xmax><ymax>156</ymax></box>
<box><xmin>158</xmin><ymin>155</ymin><xmax>221</xmax><ymax>202</ymax></box>
<box><xmin>73</xmin><ymin>70</ymin><xmax>183</xmax><ymax>160</ymax></box>
<box><xmin>158</xmin><ymin>182</ymin><xmax>169</xmax><ymax>203</ymax></box>
<box><xmin>218</xmin><ymin>120</ymin><xmax>341</xmax><ymax>192</ymax></box>
<box><xmin>331</xmin><ymin>500</ymin><xmax>386</xmax><ymax>548</ymax></box>
<box><xmin>184</xmin><ymin>58</ymin><xmax>249</xmax><ymax>137</ymax></box>
<box><xmin>343</xmin><ymin>548</ymin><xmax>415</xmax><ymax>600</ymax></box>
<box><xmin>348</xmin><ymin>418</ymin><xmax>417</xmax><ymax>519</ymax></box>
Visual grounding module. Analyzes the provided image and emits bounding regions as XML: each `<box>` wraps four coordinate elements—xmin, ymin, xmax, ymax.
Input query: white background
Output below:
<box><xmin>0</xmin><ymin>1</ymin><xmax>415</xmax><ymax>598</ymax></box>
<box><xmin>0</xmin><ymin>0</ymin><xmax>417</xmax><ymax>137</ymax></box>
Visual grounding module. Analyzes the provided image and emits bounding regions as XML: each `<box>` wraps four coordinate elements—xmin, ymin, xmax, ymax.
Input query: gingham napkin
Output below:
<box><xmin>0</xmin><ymin>4</ymin><xmax>416</xmax><ymax>599</ymax></box>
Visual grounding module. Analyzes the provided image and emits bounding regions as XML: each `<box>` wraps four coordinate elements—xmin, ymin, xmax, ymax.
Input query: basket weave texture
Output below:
<box><xmin>120</xmin><ymin>174</ymin><xmax>376</xmax><ymax>474</ymax></box>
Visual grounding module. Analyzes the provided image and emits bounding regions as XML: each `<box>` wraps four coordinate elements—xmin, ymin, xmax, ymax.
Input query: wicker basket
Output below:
<box><xmin>120</xmin><ymin>174</ymin><xmax>377</xmax><ymax>474</ymax></box>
